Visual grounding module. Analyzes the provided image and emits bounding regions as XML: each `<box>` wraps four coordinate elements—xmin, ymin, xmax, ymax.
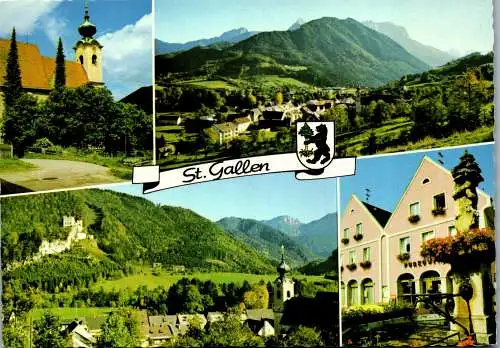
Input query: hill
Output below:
<box><xmin>298</xmin><ymin>249</ymin><xmax>338</xmax><ymax>276</ymax></box>
<box><xmin>1</xmin><ymin>189</ymin><xmax>275</xmax><ymax>274</ymax></box>
<box><xmin>295</xmin><ymin>213</ymin><xmax>338</xmax><ymax>257</ymax></box>
<box><xmin>155</xmin><ymin>27</ymin><xmax>259</xmax><ymax>55</ymax></box>
<box><xmin>216</xmin><ymin>217</ymin><xmax>314</xmax><ymax>267</ymax></box>
<box><xmin>363</xmin><ymin>21</ymin><xmax>455</xmax><ymax>67</ymax></box>
<box><xmin>157</xmin><ymin>17</ymin><xmax>429</xmax><ymax>87</ymax></box>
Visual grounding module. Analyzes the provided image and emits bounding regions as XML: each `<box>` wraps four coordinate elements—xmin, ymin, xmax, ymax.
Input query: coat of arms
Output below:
<box><xmin>296</xmin><ymin>121</ymin><xmax>335</xmax><ymax>170</ymax></box>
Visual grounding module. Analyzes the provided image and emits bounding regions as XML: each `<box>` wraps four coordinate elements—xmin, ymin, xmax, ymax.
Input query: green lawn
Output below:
<box><xmin>181</xmin><ymin>79</ymin><xmax>238</xmax><ymax>90</ymax></box>
<box><xmin>0</xmin><ymin>159</ymin><xmax>37</xmax><ymax>173</ymax></box>
<box><xmin>92</xmin><ymin>271</ymin><xmax>333</xmax><ymax>292</ymax></box>
<box><xmin>28</xmin><ymin>307</ymin><xmax>116</xmax><ymax>322</ymax></box>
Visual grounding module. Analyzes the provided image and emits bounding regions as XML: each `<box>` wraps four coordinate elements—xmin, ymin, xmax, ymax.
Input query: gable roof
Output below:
<box><xmin>384</xmin><ymin>155</ymin><xmax>492</xmax><ymax>230</ymax></box>
<box><xmin>362</xmin><ymin>201</ymin><xmax>391</xmax><ymax>227</ymax></box>
<box><xmin>0</xmin><ymin>39</ymin><xmax>89</xmax><ymax>91</ymax></box>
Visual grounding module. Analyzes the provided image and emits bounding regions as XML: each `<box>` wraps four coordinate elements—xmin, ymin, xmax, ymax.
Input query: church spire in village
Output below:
<box><xmin>74</xmin><ymin>0</ymin><xmax>104</xmax><ymax>85</ymax></box>
<box><xmin>277</xmin><ymin>244</ymin><xmax>291</xmax><ymax>278</ymax></box>
<box><xmin>78</xmin><ymin>0</ymin><xmax>97</xmax><ymax>39</ymax></box>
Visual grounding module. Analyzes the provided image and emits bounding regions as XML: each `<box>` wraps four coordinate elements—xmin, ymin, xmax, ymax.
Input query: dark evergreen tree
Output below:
<box><xmin>4</xmin><ymin>27</ymin><xmax>23</xmax><ymax>108</ymax></box>
<box><xmin>55</xmin><ymin>37</ymin><xmax>66</xmax><ymax>88</ymax></box>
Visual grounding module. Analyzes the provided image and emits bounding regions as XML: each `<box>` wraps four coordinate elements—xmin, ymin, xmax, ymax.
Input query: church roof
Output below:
<box><xmin>0</xmin><ymin>39</ymin><xmax>89</xmax><ymax>91</ymax></box>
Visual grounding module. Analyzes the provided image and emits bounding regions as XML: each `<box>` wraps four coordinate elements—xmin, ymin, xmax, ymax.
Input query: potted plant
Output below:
<box><xmin>341</xmin><ymin>238</ymin><xmax>349</xmax><ymax>245</ymax></box>
<box><xmin>346</xmin><ymin>263</ymin><xmax>357</xmax><ymax>271</ymax></box>
<box><xmin>397</xmin><ymin>253</ymin><xmax>410</xmax><ymax>262</ymax></box>
<box><xmin>408</xmin><ymin>215</ymin><xmax>420</xmax><ymax>223</ymax></box>
<box><xmin>360</xmin><ymin>260</ymin><xmax>371</xmax><ymax>269</ymax></box>
<box><xmin>353</xmin><ymin>233</ymin><xmax>363</xmax><ymax>241</ymax></box>
<box><xmin>432</xmin><ymin>207</ymin><xmax>446</xmax><ymax>216</ymax></box>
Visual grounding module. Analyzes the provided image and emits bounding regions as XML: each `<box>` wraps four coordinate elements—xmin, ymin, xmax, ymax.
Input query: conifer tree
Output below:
<box><xmin>4</xmin><ymin>27</ymin><xmax>23</xmax><ymax>107</ymax></box>
<box><xmin>55</xmin><ymin>37</ymin><xmax>66</xmax><ymax>88</ymax></box>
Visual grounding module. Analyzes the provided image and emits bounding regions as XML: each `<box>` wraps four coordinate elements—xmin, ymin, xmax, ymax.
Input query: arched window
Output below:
<box><xmin>79</xmin><ymin>55</ymin><xmax>84</xmax><ymax>64</ymax></box>
<box><xmin>92</xmin><ymin>54</ymin><xmax>97</xmax><ymax>65</ymax></box>
<box><xmin>286</xmin><ymin>290</ymin><xmax>291</xmax><ymax>298</ymax></box>
<box><xmin>422</xmin><ymin>178</ymin><xmax>430</xmax><ymax>184</ymax></box>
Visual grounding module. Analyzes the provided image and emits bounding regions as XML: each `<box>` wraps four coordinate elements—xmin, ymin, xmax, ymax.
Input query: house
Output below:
<box><xmin>226</xmin><ymin>113</ymin><xmax>250</xmax><ymax>123</ymax></box>
<box><xmin>300</xmin><ymin>107</ymin><xmax>321</xmax><ymax>121</ymax></box>
<box><xmin>259</xmin><ymin>109</ymin><xmax>291</xmax><ymax>129</ymax></box>
<box><xmin>207</xmin><ymin>312</ymin><xmax>224</xmax><ymax>324</ymax></box>
<box><xmin>233</xmin><ymin>117</ymin><xmax>252</xmax><ymax>133</ymax></box>
<box><xmin>0</xmin><ymin>2</ymin><xmax>103</xmax><ymax>118</ymax></box>
<box><xmin>212</xmin><ymin>122</ymin><xmax>238</xmax><ymax>144</ymax></box>
<box><xmin>157</xmin><ymin>114</ymin><xmax>182</xmax><ymax>126</ymax></box>
<box><xmin>249</xmin><ymin>108</ymin><xmax>262</xmax><ymax>123</ymax></box>
<box><xmin>243</xmin><ymin>309</ymin><xmax>275</xmax><ymax>337</ymax></box>
<box><xmin>340</xmin><ymin>156</ymin><xmax>495</xmax><ymax>307</ymax></box>
<box><xmin>148</xmin><ymin>315</ymin><xmax>178</xmax><ymax>346</ymax></box>
<box><xmin>63</xmin><ymin>320</ymin><xmax>96</xmax><ymax>348</ymax></box>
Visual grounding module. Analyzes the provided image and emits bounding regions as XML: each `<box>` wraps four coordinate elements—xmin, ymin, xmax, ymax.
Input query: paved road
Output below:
<box><xmin>0</xmin><ymin>159</ymin><xmax>125</xmax><ymax>194</ymax></box>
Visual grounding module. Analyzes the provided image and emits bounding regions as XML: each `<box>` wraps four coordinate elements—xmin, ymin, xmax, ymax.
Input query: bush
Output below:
<box><xmin>342</xmin><ymin>303</ymin><xmax>415</xmax><ymax>327</ymax></box>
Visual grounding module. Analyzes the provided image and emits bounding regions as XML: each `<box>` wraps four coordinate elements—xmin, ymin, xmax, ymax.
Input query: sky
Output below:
<box><xmin>111</xmin><ymin>173</ymin><xmax>338</xmax><ymax>223</ymax></box>
<box><xmin>0</xmin><ymin>0</ymin><xmax>152</xmax><ymax>100</ymax></box>
<box><xmin>155</xmin><ymin>0</ymin><xmax>494</xmax><ymax>57</ymax></box>
<box><xmin>340</xmin><ymin>143</ymin><xmax>495</xmax><ymax>214</ymax></box>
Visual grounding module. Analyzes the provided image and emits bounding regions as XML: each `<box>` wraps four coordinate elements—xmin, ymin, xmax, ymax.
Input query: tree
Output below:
<box><xmin>33</xmin><ymin>312</ymin><xmax>67</xmax><ymax>348</ymax></box>
<box><xmin>363</xmin><ymin>130</ymin><xmax>377</xmax><ymax>155</ymax></box>
<box><xmin>283</xmin><ymin>326</ymin><xmax>324</xmax><ymax>347</ymax></box>
<box><xmin>275</xmin><ymin>91</ymin><xmax>284</xmax><ymax>105</ymax></box>
<box><xmin>3</xmin><ymin>318</ymin><xmax>28</xmax><ymax>348</ymax></box>
<box><xmin>4</xmin><ymin>27</ymin><xmax>23</xmax><ymax>108</ymax></box>
<box><xmin>298</xmin><ymin>123</ymin><xmax>314</xmax><ymax>151</ymax></box>
<box><xmin>55</xmin><ymin>37</ymin><xmax>66</xmax><ymax>88</ymax></box>
<box><xmin>243</xmin><ymin>284</ymin><xmax>269</xmax><ymax>309</ymax></box>
<box><xmin>97</xmin><ymin>311</ymin><xmax>138</xmax><ymax>348</ymax></box>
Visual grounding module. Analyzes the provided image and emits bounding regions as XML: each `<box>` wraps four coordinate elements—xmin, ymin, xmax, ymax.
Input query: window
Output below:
<box><xmin>92</xmin><ymin>54</ymin><xmax>97</xmax><ymax>65</ymax></box>
<box><xmin>343</xmin><ymin>228</ymin><xmax>350</xmax><ymax>239</ymax></box>
<box><xmin>286</xmin><ymin>291</ymin><xmax>291</xmax><ymax>298</ymax></box>
<box><xmin>399</xmin><ymin>237</ymin><xmax>410</xmax><ymax>253</ymax></box>
<box><xmin>363</xmin><ymin>247</ymin><xmax>371</xmax><ymax>262</ymax></box>
<box><xmin>422</xmin><ymin>231</ymin><xmax>435</xmax><ymax>242</ymax></box>
<box><xmin>422</xmin><ymin>178</ymin><xmax>430</xmax><ymax>184</ymax></box>
<box><xmin>448</xmin><ymin>225</ymin><xmax>457</xmax><ymax>236</ymax></box>
<box><xmin>433</xmin><ymin>193</ymin><xmax>446</xmax><ymax>209</ymax></box>
<box><xmin>79</xmin><ymin>55</ymin><xmax>84</xmax><ymax>64</ymax></box>
<box><xmin>349</xmin><ymin>250</ymin><xmax>356</xmax><ymax>264</ymax></box>
<box><xmin>409</xmin><ymin>202</ymin><xmax>420</xmax><ymax>216</ymax></box>
<box><xmin>356</xmin><ymin>223</ymin><xmax>363</xmax><ymax>235</ymax></box>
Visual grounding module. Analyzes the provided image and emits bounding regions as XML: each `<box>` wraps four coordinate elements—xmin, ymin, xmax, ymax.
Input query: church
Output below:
<box><xmin>0</xmin><ymin>1</ymin><xmax>104</xmax><ymax>118</ymax></box>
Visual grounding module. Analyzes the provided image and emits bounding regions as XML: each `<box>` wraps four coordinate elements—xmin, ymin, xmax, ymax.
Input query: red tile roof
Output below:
<box><xmin>0</xmin><ymin>39</ymin><xmax>89</xmax><ymax>91</ymax></box>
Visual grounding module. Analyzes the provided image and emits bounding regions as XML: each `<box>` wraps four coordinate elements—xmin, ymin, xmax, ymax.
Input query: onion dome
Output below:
<box><xmin>277</xmin><ymin>245</ymin><xmax>291</xmax><ymax>276</ymax></box>
<box><xmin>78</xmin><ymin>1</ymin><xmax>97</xmax><ymax>38</ymax></box>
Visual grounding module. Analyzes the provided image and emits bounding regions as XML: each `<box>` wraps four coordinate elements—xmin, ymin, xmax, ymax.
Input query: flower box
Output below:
<box><xmin>397</xmin><ymin>253</ymin><xmax>410</xmax><ymax>262</ymax></box>
<box><xmin>360</xmin><ymin>260</ymin><xmax>371</xmax><ymax>269</ymax></box>
<box><xmin>420</xmin><ymin>228</ymin><xmax>495</xmax><ymax>266</ymax></box>
<box><xmin>353</xmin><ymin>233</ymin><xmax>363</xmax><ymax>241</ymax></box>
<box><xmin>408</xmin><ymin>215</ymin><xmax>420</xmax><ymax>223</ymax></box>
<box><xmin>346</xmin><ymin>263</ymin><xmax>357</xmax><ymax>271</ymax></box>
<box><xmin>341</xmin><ymin>238</ymin><xmax>349</xmax><ymax>245</ymax></box>
<box><xmin>432</xmin><ymin>207</ymin><xmax>446</xmax><ymax>216</ymax></box>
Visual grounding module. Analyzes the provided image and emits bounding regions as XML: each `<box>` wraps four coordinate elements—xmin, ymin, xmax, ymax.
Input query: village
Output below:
<box><xmin>156</xmin><ymin>88</ymin><xmax>361</xmax><ymax>164</ymax></box>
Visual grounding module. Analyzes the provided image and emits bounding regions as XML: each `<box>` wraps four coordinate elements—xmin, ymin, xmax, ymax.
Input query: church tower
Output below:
<box><xmin>74</xmin><ymin>0</ymin><xmax>104</xmax><ymax>85</ymax></box>
<box><xmin>273</xmin><ymin>245</ymin><xmax>295</xmax><ymax>312</ymax></box>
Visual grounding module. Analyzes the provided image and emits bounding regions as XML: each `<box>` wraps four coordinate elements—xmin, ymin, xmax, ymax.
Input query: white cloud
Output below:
<box><xmin>97</xmin><ymin>13</ymin><xmax>153</xmax><ymax>99</ymax></box>
<box><xmin>0</xmin><ymin>0</ymin><xmax>60</xmax><ymax>36</ymax></box>
<box><xmin>40</xmin><ymin>16</ymin><xmax>67</xmax><ymax>46</ymax></box>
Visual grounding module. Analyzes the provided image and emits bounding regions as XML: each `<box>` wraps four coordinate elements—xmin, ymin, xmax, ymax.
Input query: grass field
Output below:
<box><xmin>378</xmin><ymin>126</ymin><xmax>494</xmax><ymax>154</ymax></box>
<box><xmin>181</xmin><ymin>79</ymin><xmax>238</xmax><ymax>90</ymax></box>
<box><xmin>92</xmin><ymin>270</ymin><xmax>334</xmax><ymax>292</ymax></box>
<box><xmin>28</xmin><ymin>307</ymin><xmax>116</xmax><ymax>322</ymax></box>
<box><xmin>0</xmin><ymin>159</ymin><xmax>37</xmax><ymax>173</ymax></box>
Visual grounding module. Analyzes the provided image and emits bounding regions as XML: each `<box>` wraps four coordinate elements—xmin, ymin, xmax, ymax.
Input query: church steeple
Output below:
<box><xmin>78</xmin><ymin>0</ymin><xmax>97</xmax><ymax>39</ymax></box>
<box><xmin>74</xmin><ymin>0</ymin><xmax>104</xmax><ymax>85</ymax></box>
<box><xmin>273</xmin><ymin>245</ymin><xmax>295</xmax><ymax>312</ymax></box>
<box><xmin>277</xmin><ymin>245</ymin><xmax>291</xmax><ymax>277</ymax></box>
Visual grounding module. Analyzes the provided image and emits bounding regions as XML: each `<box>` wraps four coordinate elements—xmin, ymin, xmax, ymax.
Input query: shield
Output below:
<box><xmin>296</xmin><ymin>121</ymin><xmax>335</xmax><ymax>170</ymax></box>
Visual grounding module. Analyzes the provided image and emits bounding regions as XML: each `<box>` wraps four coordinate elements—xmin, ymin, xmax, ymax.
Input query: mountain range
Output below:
<box><xmin>263</xmin><ymin>214</ymin><xmax>338</xmax><ymax>257</ymax></box>
<box><xmin>157</xmin><ymin>17</ymin><xmax>430</xmax><ymax>87</ymax></box>
<box><xmin>155</xmin><ymin>27</ymin><xmax>259</xmax><ymax>55</ymax></box>
<box><xmin>362</xmin><ymin>21</ymin><xmax>455</xmax><ymax>67</ymax></box>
